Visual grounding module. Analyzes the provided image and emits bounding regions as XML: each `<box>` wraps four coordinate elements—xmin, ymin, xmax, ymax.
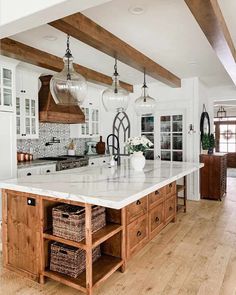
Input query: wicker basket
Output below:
<box><xmin>50</xmin><ymin>242</ymin><xmax>101</xmax><ymax>278</ymax></box>
<box><xmin>52</xmin><ymin>204</ymin><xmax>106</xmax><ymax>242</ymax></box>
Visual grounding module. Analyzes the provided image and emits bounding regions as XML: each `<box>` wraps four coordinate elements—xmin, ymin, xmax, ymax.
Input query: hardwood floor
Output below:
<box><xmin>1</xmin><ymin>178</ymin><xmax>236</xmax><ymax>295</ymax></box>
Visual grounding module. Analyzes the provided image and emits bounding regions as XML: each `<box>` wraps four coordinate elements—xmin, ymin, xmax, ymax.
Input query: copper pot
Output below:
<box><xmin>17</xmin><ymin>152</ymin><xmax>25</xmax><ymax>162</ymax></box>
<box><xmin>24</xmin><ymin>153</ymin><xmax>30</xmax><ymax>161</ymax></box>
<box><xmin>29</xmin><ymin>154</ymin><xmax>33</xmax><ymax>161</ymax></box>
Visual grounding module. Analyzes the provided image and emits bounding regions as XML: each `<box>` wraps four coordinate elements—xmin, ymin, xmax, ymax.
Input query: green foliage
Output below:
<box><xmin>202</xmin><ymin>133</ymin><xmax>210</xmax><ymax>150</ymax></box>
<box><xmin>202</xmin><ymin>133</ymin><xmax>215</xmax><ymax>151</ymax></box>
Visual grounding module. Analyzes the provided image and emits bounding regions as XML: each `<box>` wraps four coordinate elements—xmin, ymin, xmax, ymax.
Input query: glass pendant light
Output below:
<box><xmin>217</xmin><ymin>106</ymin><xmax>227</xmax><ymax>118</ymax></box>
<box><xmin>134</xmin><ymin>70</ymin><xmax>157</xmax><ymax>115</ymax></box>
<box><xmin>50</xmin><ymin>35</ymin><xmax>87</xmax><ymax>106</ymax></box>
<box><xmin>102</xmin><ymin>58</ymin><xmax>129</xmax><ymax>112</ymax></box>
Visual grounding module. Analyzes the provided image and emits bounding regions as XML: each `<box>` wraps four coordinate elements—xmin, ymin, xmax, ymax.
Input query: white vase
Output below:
<box><xmin>130</xmin><ymin>151</ymin><xmax>146</xmax><ymax>171</ymax></box>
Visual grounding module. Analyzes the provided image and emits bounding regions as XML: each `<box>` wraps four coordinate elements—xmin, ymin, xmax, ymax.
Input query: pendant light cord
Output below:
<box><xmin>143</xmin><ymin>69</ymin><xmax>148</xmax><ymax>101</ymax></box>
<box><xmin>114</xmin><ymin>57</ymin><xmax>118</xmax><ymax>94</ymax></box>
<box><xmin>65</xmin><ymin>34</ymin><xmax>72</xmax><ymax>80</ymax></box>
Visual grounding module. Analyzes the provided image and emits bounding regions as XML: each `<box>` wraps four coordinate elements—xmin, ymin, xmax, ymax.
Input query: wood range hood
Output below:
<box><xmin>39</xmin><ymin>75</ymin><xmax>85</xmax><ymax>124</ymax></box>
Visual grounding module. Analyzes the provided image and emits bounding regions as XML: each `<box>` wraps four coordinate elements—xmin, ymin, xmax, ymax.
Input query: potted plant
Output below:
<box><xmin>208</xmin><ymin>133</ymin><xmax>215</xmax><ymax>154</ymax></box>
<box><xmin>126</xmin><ymin>136</ymin><xmax>153</xmax><ymax>171</ymax></box>
<box><xmin>201</xmin><ymin>133</ymin><xmax>209</xmax><ymax>154</ymax></box>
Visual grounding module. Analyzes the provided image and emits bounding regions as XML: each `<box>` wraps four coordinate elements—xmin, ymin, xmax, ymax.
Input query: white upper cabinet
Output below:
<box><xmin>16</xmin><ymin>68</ymin><xmax>39</xmax><ymax>139</ymax></box>
<box><xmin>0</xmin><ymin>62</ymin><xmax>15</xmax><ymax>112</ymax></box>
<box><xmin>70</xmin><ymin>87</ymin><xmax>101</xmax><ymax>138</ymax></box>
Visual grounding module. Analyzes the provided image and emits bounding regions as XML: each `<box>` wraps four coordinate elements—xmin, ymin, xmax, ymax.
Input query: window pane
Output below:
<box><xmin>161</xmin><ymin>133</ymin><xmax>171</xmax><ymax>149</ymax></box>
<box><xmin>228</xmin><ymin>144</ymin><xmax>236</xmax><ymax>153</ymax></box>
<box><xmin>161</xmin><ymin>151</ymin><xmax>171</xmax><ymax>161</ymax></box>
<box><xmin>219</xmin><ymin>124</ymin><xmax>228</xmax><ymax>133</ymax></box>
<box><xmin>173</xmin><ymin>151</ymin><xmax>182</xmax><ymax>161</ymax></box>
<box><xmin>219</xmin><ymin>143</ymin><xmax>227</xmax><ymax>152</ymax></box>
<box><xmin>172</xmin><ymin>133</ymin><xmax>183</xmax><ymax>150</ymax></box>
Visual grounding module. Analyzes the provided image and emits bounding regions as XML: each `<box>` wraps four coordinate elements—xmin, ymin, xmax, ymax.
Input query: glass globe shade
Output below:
<box><xmin>50</xmin><ymin>56</ymin><xmax>87</xmax><ymax>106</ymax></box>
<box><xmin>134</xmin><ymin>86</ymin><xmax>157</xmax><ymax>115</ymax></box>
<box><xmin>102</xmin><ymin>75</ymin><xmax>129</xmax><ymax>112</ymax></box>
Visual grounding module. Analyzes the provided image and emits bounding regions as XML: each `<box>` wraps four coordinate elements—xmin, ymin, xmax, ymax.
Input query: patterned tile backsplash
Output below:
<box><xmin>17</xmin><ymin>123</ymin><xmax>93</xmax><ymax>159</ymax></box>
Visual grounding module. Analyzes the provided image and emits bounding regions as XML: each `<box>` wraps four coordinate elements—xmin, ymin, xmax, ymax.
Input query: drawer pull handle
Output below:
<box><xmin>169</xmin><ymin>206</ymin><xmax>173</xmax><ymax>211</ymax></box>
<box><xmin>46</xmin><ymin>170</ymin><xmax>51</xmax><ymax>173</ymax></box>
<box><xmin>27</xmin><ymin>172</ymin><xmax>32</xmax><ymax>176</ymax></box>
<box><xmin>155</xmin><ymin>216</ymin><xmax>160</xmax><ymax>223</ymax></box>
<box><xmin>137</xmin><ymin>231</ymin><xmax>142</xmax><ymax>237</ymax></box>
<box><xmin>169</xmin><ymin>183</ymin><xmax>173</xmax><ymax>188</ymax></box>
<box><xmin>155</xmin><ymin>190</ymin><xmax>159</xmax><ymax>195</ymax></box>
<box><xmin>136</xmin><ymin>200</ymin><xmax>141</xmax><ymax>205</ymax></box>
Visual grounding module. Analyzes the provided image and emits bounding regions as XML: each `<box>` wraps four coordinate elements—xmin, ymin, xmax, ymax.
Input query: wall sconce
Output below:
<box><xmin>188</xmin><ymin>124</ymin><xmax>196</xmax><ymax>135</ymax></box>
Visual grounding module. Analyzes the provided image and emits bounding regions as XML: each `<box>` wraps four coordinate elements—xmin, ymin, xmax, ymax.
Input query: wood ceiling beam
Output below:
<box><xmin>49</xmin><ymin>13</ymin><xmax>181</xmax><ymax>88</ymax></box>
<box><xmin>0</xmin><ymin>38</ymin><xmax>133</xmax><ymax>92</ymax></box>
<box><xmin>184</xmin><ymin>0</ymin><xmax>236</xmax><ymax>85</ymax></box>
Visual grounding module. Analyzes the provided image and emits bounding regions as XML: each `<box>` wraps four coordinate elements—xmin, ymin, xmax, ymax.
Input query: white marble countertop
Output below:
<box><xmin>17</xmin><ymin>160</ymin><xmax>57</xmax><ymax>169</ymax></box>
<box><xmin>0</xmin><ymin>159</ymin><xmax>203</xmax><ymax>209</ymax></box>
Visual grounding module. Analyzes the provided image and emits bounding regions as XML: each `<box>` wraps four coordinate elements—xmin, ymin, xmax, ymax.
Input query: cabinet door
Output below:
<box><xmin>5</xmin><ymin>191</ymin><xmax>40</xmax><ymax>278</ymax></box>
<box><xmin>0</xmin><ymin>66</ymin><xmax>14</xmax><ymax>111</ymax></box>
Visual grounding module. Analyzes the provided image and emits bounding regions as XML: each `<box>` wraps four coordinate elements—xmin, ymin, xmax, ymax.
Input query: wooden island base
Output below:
<box><xmin>1</xmin><ymin>181</ymin><xmax>176</xmax><ymax>295</ymax></box>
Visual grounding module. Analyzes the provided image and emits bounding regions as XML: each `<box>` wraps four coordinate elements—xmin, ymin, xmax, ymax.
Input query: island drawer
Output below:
<box><xmin>166</xmin><ymin>181</ymin><xmax>176</xmax><ymax>199</ymax></box>
<box><xmin>126</xmin><ymin>196</ymin><xmax>148</xmax><ymax>224</ymax></box>
<box><xmin>148</xmin><ymin>187</ymin><xmax>166</xmax><ymax>209</ymax></box>
<box><xmin>165</xmin><ymin>195</ymin><xmax>176</xmax><ymax>223</ymax></box>
<box><xmin>149</xmin><ymin>202</ymin><xmax>165</xmax><ymax>239</ymax></box>
<box><xmin>127</xmin><ymin>214</ymin><xmax>148</xmax><ymax>258</ymax></box>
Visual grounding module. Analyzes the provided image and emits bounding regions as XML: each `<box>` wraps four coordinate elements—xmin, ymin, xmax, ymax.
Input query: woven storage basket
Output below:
<box><xmin>52</xmin><ymin>204</ymin><xmax>106</xmax><ymax>242</ymax></box>
<box><xmin>50</xmin><ymin>242</ymin><xmax>101</xmax><ymax>278</ymax></box>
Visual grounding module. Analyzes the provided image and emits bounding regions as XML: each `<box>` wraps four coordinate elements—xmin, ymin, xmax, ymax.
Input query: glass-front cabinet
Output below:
<box><xmin>0</xmin><ymin>66</ymin><xmax>14</xmax><ymax>112</ymax></box>
<box><xmin>160</xmin><ymin>114</ymin><xmax>183</xmax><ymax>161</ymax></box>
<box><xmin>16</xmin><ymin>69</ymin><xmax>39</xmax><ymax>139</ymax></box>
<box><xmin>70</xmin><ymin>101</ymin><xmax>100</xmax><ymax>138</ymax></box>
<box><xmin>141</xmin><ymin>115</ymin><xmax>154</xmax><ymax>159</ymax></box>
<box><xmin>80</xmin><ymin>105</ymin><xmax>99</xmax><ymax>137</ymax></box>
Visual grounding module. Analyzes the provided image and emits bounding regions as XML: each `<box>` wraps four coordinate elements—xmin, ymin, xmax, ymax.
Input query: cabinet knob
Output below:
<box><xmin>22</xmin><ymin>134</ymin><xmax>26</xmax><ymax>136</ymax></box>
<box><xmin>155</xmin><ymin>216</ymin><xmax>160</xmax><ymax>223</ymax></box>
<box><xmin>169</xmin><ymin>206</ymin><xmax>173</xmax><ymax>211</ymax></box>
<box><xmin>27</xmin><ymin>172</ymin><xmax>32</xmax><ymax>176</ymax></box>
<box><xmin>155</xmin><ymin>190</ymin><xmax>159</xmax><ymax>195</ymax></box>
<box><xmin>136</xmin><ymin>200</ymin><xmax>141</xmax><ymax>205</ymax></box>
<box><xmin>46</xmin><ymin>170</ymin><xmax>51</xmax><ymax>173</ymax></box>
<box><xmin>91</xmin><ymin>162</ymin><xmax>94</xmax><ymax>165</ymax></box>
<box><xmin>136</xmin><ymin>231</ymin><xmax>142</xmax><ymax>237</ymax></box>
<box><xmin>169</xmin><ymin>183</ymin><xmax>173</xmax><ymax>188</ymax></box>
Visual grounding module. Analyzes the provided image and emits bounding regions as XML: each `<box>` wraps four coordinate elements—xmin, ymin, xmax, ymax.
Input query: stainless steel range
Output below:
<box><xmin>39</xmin><ymin>155</ymin><xmax>88</xmax><ymax>171</ymax></box>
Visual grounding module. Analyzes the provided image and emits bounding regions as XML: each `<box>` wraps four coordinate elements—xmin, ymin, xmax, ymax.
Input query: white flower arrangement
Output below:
<box><xmin>126</xmin><ymin>136</ymin><xmax>153</xmax><ymax>153</ymax></box>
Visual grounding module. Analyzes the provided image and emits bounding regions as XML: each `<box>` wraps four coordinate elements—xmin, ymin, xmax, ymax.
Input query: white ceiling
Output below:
<box><xmin>10</xmin><ymin>0</ymin><xmax>236</xmax><ymax>88</ymax></box>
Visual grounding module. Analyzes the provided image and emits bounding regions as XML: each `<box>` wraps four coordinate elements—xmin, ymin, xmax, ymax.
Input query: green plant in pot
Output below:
<box><xmin>208</xmin><ymin>133</ymin><xmax>215</xmax><ymax>154</ymax></box>
<box><xmin>201</xmin><ymin>133</ymin><xmax>210</xmax><ymax>153</ymax></box>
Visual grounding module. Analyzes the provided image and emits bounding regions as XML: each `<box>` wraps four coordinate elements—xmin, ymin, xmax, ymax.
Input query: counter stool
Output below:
<box><xmin>176</xmin><ymin>176</ymin><xmax>187</xmax><ymax>213</ymax></box>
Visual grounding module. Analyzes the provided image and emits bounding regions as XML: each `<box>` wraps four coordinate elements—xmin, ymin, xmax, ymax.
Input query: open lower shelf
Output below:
<box><xmin>43</xmin><ymin>223</ymin><xmax>122</xmax><ymax>250</ymax></box>
<box><xmin>44</xmin><ymin>254</ymin><xmax>123</xmax><ymax>291</ymax></box>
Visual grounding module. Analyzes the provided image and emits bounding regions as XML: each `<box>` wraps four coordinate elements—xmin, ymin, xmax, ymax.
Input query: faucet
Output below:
<box><xmin>45</xmin><ymin>137</ymin><xmax>60</xmax><ymax>146</ymax></box>
<box><xmin>106</xmin><ymin>134</ymin><xmax>121</xmax><ymax>166</ymax></box>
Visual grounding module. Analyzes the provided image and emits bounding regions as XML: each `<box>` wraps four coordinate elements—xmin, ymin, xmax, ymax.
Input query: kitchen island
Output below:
<box><xmin>0</xmin><ymin>160</ymin><xmax>203</xmax><ymax>295</ymax></box>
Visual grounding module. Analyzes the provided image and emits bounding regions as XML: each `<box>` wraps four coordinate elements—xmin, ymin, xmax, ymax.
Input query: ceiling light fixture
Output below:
<box><xmin>102</xmin><ymin>57</ymin><xmax>129</xmax><ymax>113</ymax></box>
<box><xmin>134</xmin><ymin>70</ymin><xmax>157</xmax><ymax>115</ymax></box>
<box><xmin>50</xmin><ymin>34</ymin><xmax>87</xmax><ymax>106</ymax></box>
<box><xmin>43</xmin><ymin>35</ymin><xmax>57</xmax><ymax>41</ymax></box>
<box><xmin>128</xmin><ymin>5</ymin><xmax>145</xmax><ymax>15</ymax></box>
<box><xmin>217</xmin><ymin>106</ymin><xmax>227</xmax><ymax>118</ymax></box>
